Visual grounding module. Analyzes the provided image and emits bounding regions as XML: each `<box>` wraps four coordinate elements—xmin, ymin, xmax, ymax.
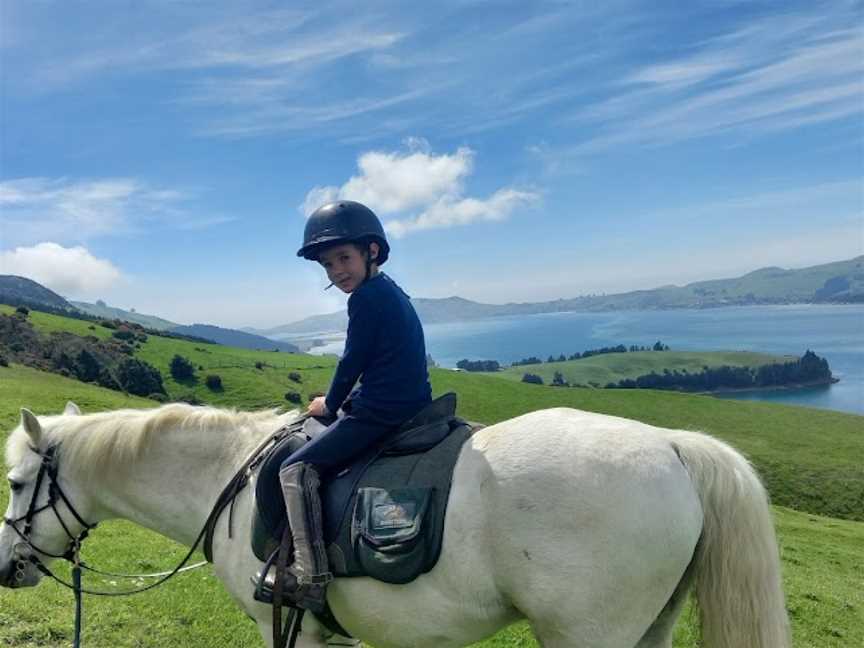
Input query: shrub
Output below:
<box><xmin>149</xmin><ymin>393</ymin><xmax>169</xmax><ymax>403</ymax></box>
<box><xmin>176</xmin><ymin>392</ymin><xmax>203</xmax><ymax>405</ymax></box>
<box><xmin>112</xmin><ymin>329</ymin><xmax>136</xmax><ymax>341</ymax></box>
<box><xmin>255</xmin><ymin>361</ymin><xmax>265</xmax><ymax>370</ymax></box>
<box><xmin>205</xmin><ymin>374</ymin><xmax>223</xmax><ymax>391</ymax></box>
<box><xmin>0</xmin><ymin>355</ymin><xmax>8</xmax><ymax>367</ymax></box>
<box><xmin>100</xmin><ymin>320</ymin><xmax>117</xmax><ymax>329</ymax></box>
<box><xmin>522</xmin><ymin>373</ymin><xmax>543</xmax><ymax>385</ymax></box>
<box><xmin>74</xmin><ymin>348</ymin><xmax>102</xmax><ymax>382</ymax></box>
<box><xmin>288</xmin><ymin>372</ymin><xmax>302</xmax><ymax>383</ymax></box>
<box><xmin>170</xmin><ymin>354</ymin><xmax>195</xmax><ymax>380</ymax></box>
<box><xmin>117</xmin><ymin>358</ymin><xmax>166</xmax><ymax>396</ymax></box>
<box><xmin>16</xmin><ymin>306</ymin><xmax>29</xmax><ymax>316</ymax></box>
<box><xmin>284</xmin><ymin>391</ymin><xmax>302</xmax><ymax>404</ymax></box>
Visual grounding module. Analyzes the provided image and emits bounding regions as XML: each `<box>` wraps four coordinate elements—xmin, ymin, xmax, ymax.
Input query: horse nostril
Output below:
<box><xmin>14</xmin><ymin>560</ymin><xmax>27</xmax><ymax>583</ymax></box>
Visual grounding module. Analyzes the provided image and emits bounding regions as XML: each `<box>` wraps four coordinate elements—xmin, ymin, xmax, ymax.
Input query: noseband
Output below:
<box><xmin>4</xmin><ymin>445</ymin><xmax>97</xmax><ymax>569</ymax></box>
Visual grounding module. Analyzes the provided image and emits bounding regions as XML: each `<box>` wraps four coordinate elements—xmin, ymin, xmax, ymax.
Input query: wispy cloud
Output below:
<box><xmin>28</xmin><ymin>9</ymin><xmax>402</xmax><ymax>84</ymax></box>
<box><xmin>0</xmin><ymin>177</ymin><xmax>227</xmax><ymax>246</ymax></box>
<box><xmin>301</xmin><ymin>140</ymin><xmax>539</xmax><ymax>236</ymax></box>
<box><xmin>572</xmin><ymin>12</ymin><xmax>864</xmax><ymax>152</ymax></box>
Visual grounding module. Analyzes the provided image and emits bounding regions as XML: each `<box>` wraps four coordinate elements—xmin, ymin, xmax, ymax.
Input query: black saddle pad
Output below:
<box><xmin>251</xmin><ymin>393</ymin><xmax>475</xmax><ymax>583</ymax></box>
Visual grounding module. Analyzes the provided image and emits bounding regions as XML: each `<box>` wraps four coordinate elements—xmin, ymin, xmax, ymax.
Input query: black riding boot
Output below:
<box><xmin>252</xmin><ymin>462</ymin><xmax>333</xmax><ymax>612</ymax></box>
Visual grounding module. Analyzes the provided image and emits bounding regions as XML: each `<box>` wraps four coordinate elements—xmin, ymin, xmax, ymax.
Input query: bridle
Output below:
<box><xmin>4</xmin><ymin>445</ymin><xmax>96</xmax><ymax>567</ymax></box>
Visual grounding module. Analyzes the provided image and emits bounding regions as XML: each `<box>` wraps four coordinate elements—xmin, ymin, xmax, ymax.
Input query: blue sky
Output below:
<box><xmin>1</xmin><ymin>0</ymin><xmax>862</xmax><ymax>328</ymax></box>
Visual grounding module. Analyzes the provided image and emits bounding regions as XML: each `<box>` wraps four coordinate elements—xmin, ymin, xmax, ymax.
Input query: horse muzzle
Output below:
<box><xmin>0</xmin><ymin>554</ymin><xmax>42</xmax><ymax>589</ymax></box>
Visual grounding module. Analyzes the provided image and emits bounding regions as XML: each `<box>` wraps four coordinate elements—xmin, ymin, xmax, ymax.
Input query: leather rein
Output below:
<box><xmin>4</xmin><ymin>421</ymin><xmax>302</xmax><ymax>648</ymax></box>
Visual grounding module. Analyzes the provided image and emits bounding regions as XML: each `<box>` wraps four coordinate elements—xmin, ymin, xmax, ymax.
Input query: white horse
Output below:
<box><xmin>1</xmin><ymin>402</ymin><xmax>790</xmax><ymax>648</ymax></box>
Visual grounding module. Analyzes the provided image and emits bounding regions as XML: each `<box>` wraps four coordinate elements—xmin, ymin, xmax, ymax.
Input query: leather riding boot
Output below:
<box><xmin>252</xmin><ymin>462</ymin><xmax>333</xmax><ymax>612</ymax></box>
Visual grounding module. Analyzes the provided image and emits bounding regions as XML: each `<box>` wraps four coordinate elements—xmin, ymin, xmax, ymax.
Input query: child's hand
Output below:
<box><xmin>307</xmin><ymin>396</ymin><xmax>328</xmax><ymax>418</ymax></box>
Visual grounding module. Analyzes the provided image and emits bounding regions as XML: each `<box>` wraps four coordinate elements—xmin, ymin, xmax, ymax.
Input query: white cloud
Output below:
<box><xmin>386</xmin><ymin>189</ymin><xmax>539</xmax><ymax>237</ymax></box>
<box><xmin>0</xmin><ymin>177</ymin><xmax>223</xmax><ymax>246</ymax></box>
<box><xmin>340</xmin><ymin>147</ymin><xmax>472</xmax><ymax>214</ymax></box>
<box><xmin>0</xmin><ymin>243</ymin><xmax>122</xmax><ymax>297</ymax></box>
<box><xmin>300</xmin><ymin>143</ymin><xmax>539</xmax><ymax>235</ymax></box>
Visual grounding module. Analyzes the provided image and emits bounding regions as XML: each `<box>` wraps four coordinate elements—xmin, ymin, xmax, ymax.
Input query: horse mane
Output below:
<box><xmin>5</xmin><ymin>403</ymin><xmax>293</xmax><ymax>472</ymax></box>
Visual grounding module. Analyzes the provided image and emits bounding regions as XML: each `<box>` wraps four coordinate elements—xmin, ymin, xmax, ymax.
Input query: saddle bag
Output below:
<box><xmin>351</xmin><ymin>487</ymin><xmax>436</xmax><ymax>584</ymax></box>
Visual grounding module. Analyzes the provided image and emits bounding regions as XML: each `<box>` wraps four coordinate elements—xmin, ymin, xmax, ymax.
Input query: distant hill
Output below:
<box><xmin>169</xmin><ymin>323</ymin><xmax>300</xmax><ymax>353</ymax></box>
<box><xmin>261</xmin><ymin>256</ymin><xmax>864</xmax><ymax>338</ymax></box>
<box><xmin>0</xmin><ymin>275</ymin><xmax>76</xmax><ymax>311</ymax></box>
<box><xmin>71</xmin><ymin>300</ymin><xmax>180</xmax><ymax>331</ymax></box>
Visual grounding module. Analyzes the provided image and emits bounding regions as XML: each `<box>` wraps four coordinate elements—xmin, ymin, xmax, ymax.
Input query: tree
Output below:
<box><xmin>456</xmin><ymin>359</ymin><xmax>500</xmax><ymax>372</ymax></box>
<box><xmin>205</xmin><ymin>374</ymin><xmax>223</xmax><ymax>391</ymax></box>
<box><xmin>521</xmin><ymin>373</ymin><xmax>543</xmax><ymax>385</ymax></box>
<box><xmin>551</xmin><ymin>371</ymin><xmax>569</xmax><ymax>387</ymax></box>
<box><xmin>117</xmin><ymin>358</ymin><xmax>166</xmax><ymax>396</ymax></box>
<box><xmin>170</xmin><ymin>354</ymin><xmax>195</xmax><ymax>380</ymax></box>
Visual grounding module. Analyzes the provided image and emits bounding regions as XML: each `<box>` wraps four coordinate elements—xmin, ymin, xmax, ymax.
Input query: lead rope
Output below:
<box><xmin>72</xmin><ymin>552</ymin><xmax>83</xmax><ymax>648</ymax></box>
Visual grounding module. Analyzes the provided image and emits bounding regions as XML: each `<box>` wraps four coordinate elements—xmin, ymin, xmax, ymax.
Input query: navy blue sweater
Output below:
<box><xmin>325</xmin><ymin>273</ymin><xmax>432</xmax><ymax>425</ymax></box>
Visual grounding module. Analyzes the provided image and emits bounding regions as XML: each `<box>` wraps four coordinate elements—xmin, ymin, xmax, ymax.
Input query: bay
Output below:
<box><xmin>308</xmin><ymin>304</ymin><xmax>864</xmax><ymax>416</ymax></box>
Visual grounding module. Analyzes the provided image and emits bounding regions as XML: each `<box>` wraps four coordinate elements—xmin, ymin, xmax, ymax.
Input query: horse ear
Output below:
<box><xmin>20</xmin><ymin>408</ymin><xmax>42</xmax><ymax>446</ymax></box>
<box><xmin>64</xmin><ymin>401</ymin><xmax>82</xmax><ymax>416</ymax></box>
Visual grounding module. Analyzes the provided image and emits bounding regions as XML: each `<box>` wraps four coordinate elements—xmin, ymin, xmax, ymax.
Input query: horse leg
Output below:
<box><xmin>633</xmin><ymin>553</ymin><xmax>696</xmax><ymax>648</ymax></box>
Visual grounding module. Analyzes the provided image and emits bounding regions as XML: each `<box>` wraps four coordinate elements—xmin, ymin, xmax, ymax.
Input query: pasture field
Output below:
<box><xmin>484</xmin><ymin>350</ymin><xmax>796</xmax><ymax>387</ymax></box>
<box><xmin>1</xmin><ymin>321</ymin><xmax>863</xmax><ymax>646</ymax></box>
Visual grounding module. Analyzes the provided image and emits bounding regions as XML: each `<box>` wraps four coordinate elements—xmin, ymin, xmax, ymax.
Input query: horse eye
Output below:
<box><xmin>8</xmin><ymin>481</ymin><xmax>23</xmax><ymax>493</ymax></box>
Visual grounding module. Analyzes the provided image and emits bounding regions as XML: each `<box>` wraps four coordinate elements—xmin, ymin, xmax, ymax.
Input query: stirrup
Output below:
<box><xmin>252</xmin><ymin>549</ymin><xmax>295</xmax><ymax>604</ymax></box>
<box><xmin>253</xmin><ymin>573</ymin><xmax>330</xmax><ymax>612</ymax></box>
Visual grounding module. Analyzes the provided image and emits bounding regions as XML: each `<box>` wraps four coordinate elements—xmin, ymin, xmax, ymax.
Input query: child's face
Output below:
<box><xmin>318</xmin><ymin>243</ymin><xmax>376</xmax><ymax>293</ymax></box>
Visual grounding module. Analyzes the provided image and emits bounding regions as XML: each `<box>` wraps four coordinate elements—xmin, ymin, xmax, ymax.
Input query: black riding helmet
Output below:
<box><xmin>297</xmin><ymin>200</ymin><xmax>390</xmax><ymax>265</ymax></box>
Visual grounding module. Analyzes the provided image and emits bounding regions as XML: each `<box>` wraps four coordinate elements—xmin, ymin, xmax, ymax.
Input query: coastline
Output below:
<box><xmin>698</xmin><ymin>377</ymin><xmax>839</xmax><ymax>396</ymax></box>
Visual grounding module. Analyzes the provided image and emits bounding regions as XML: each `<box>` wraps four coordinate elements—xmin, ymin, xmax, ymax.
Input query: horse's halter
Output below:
<box><xmin>3</xmin><ymin>445</ymin><xmax>97</xmax><ymax>574</ymax></box>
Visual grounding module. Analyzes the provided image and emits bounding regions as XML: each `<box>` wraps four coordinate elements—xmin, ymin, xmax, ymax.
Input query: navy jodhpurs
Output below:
<box><xmin>255</xmin><ymin>415</ymin><xmax>398</xmax><ymax>534</ymax></box>
<box><xmin>280</xmin><ymin>415</ymin><xmax>397</xmax><ymax>475</ymax></box>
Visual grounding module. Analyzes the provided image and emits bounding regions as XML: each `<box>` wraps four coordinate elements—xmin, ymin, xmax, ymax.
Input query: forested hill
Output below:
<box><xmin>0</xmin><ymin>275</ymin><xmax>74</xmax><ymax>310</ymax></box>
<box><xmin>259</xmin><ymin>256</ymin><xmax>864</xmax><ymax>336</ymax></box>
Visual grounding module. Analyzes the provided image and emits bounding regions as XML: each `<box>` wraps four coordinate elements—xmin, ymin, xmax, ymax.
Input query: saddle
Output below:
<box><xmin>250</xmin><ymin>393</ymin><xmax>476</xmax><ymax>585</ymax></box>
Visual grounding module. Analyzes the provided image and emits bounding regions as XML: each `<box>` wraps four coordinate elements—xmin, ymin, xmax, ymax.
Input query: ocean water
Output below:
<box><xmin>307</xmin><ymin>305</ymin><xmax>864</xmax><ymax>416</ymax></box>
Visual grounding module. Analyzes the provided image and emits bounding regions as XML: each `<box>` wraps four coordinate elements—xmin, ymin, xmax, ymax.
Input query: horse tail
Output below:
<box><xmin>665</xmin><ymin>430</ymin><xmax>791</xmax><ymax>648</ymax></box>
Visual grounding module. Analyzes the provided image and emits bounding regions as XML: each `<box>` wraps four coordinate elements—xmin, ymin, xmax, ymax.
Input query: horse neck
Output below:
<box><xmin>86</xmin><ymin>415</ymin><xmax>277</xmax><ymax>547</ymax></box>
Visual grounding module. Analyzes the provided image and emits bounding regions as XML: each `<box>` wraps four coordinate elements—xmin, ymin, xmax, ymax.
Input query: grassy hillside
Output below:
<box><xmin>489</xmin><ymin>350</ymin><xmax>794</xmax><ymax>386</ymax></box>
<box><xmin>1</xmin><ymin>304</ymin><xmax>332</xmax><ymax>409</ymax></box>
<box><xmin>0</xmin><ymin>366</ymin><xmax>862</xmax><ymax>647</ymax></box>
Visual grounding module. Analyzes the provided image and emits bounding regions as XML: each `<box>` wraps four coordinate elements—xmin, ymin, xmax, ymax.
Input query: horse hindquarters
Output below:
<box><xmin>666</xmin><ymin>431</ymin><xmax>791</xmax><ymax>648</ymax></box>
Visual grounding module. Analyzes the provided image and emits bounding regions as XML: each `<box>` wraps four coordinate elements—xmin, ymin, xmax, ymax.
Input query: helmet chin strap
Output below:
<box><xmin>364</xmin><ymin>244</ymin><xmax>374</xmax><ymax>281</ymax></box>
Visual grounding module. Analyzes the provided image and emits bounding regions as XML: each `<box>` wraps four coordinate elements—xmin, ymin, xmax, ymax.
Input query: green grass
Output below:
<box><xmin>488</xmin><ymin>350</ymin><xmax>795</xmax><ymax>387</ymax></box>
<box><xmin>2</xmin><ymin>305</ymin><xmax>338</xmax><ymax>409</ymax></box>
<box><xmin>2</xmin><ymin>308</ymin><xmax>863</xmax><ymax>646</ymax></box>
